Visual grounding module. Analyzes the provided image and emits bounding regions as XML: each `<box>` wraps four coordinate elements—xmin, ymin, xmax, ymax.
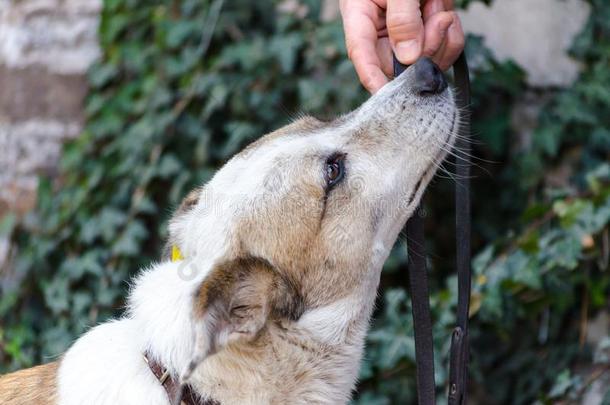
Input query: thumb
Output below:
<box><xmin>387</xmin><ymin>0</ymin><xmax>424</xmax><ymax>65</ymax></box>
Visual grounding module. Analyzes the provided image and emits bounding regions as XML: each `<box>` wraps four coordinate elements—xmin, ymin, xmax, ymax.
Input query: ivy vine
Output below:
<box><xmin>1</xmin><ymin>0</ymin><xmax>608</xmax><ymax>403</ymax></box>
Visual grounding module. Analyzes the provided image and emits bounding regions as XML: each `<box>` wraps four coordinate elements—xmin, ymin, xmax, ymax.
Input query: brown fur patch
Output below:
<box><xmin>195</xmin><ymin>257</ymin><xmax>304</xmax><ymax>321</ymax></box>
<box><xmin>177</xmin><ymin>187</ymin><xmax>203</xmax><ymax>213</ymax></box>
<box><xmin>0</xmin><ymin>361</ymin><xmax>59</xmax><ymax>405</ymax></box>
<box><xmin>234</xmin><ymin>171</ymin><xmax>367</xmax><ymax>309</ymax></box>
<box><xmin>194</xmin><ymin>257</ymin><xmax>304</xmax><ymax>355</ymax></box>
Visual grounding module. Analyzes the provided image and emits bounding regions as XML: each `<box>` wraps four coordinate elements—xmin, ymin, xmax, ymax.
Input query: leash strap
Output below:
<box><xmin>393</xmin><ymin>52</ymin><xmax>471</xmax><ymax>405</ymax></box>
<box><xmin>393</xmin><ymin>57</ymin><xmax>436</xmax><ymax>405</ymax></box>
<box><xmin>448</xmin><ymin>53</ymin><xmax>471</xmax><ymax>405</ymax></box>
<box><xmin>405</xmin><ymin>205</ymin><xmax>437</xmax><ymax>405</ymax></box>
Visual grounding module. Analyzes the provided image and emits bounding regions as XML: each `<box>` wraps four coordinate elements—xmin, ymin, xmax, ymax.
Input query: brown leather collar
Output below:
<box><xmin>143</xmin><ymin>352</ymin><xmax>220</xmax><ymax>405</ymax></box>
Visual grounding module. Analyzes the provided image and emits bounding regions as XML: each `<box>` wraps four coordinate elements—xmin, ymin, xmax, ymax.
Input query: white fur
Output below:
<box><xmin>58</xmin><ymin>261</ymin><xmax>210</xmax><ymax>404</ymax></box>
<box><xmin>56</xmin><ymin>65</ymin><xmax>457</xmax><ymax>404</ymax></box>
<box><xmin>58</xmin><ymin>319</ymin><xmax>167</xmax><ymax>405</ymax></box>
<box><xmin>59</xmin><ymin>261</ymin><xmax>371</xmax><ymax>405</ymax></box>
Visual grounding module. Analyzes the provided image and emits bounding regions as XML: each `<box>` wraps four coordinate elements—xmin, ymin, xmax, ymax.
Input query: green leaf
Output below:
<box><xmin>165</xmin><ymin>21</ymin><xmax>199</xmax><ymax>48</ymax></box>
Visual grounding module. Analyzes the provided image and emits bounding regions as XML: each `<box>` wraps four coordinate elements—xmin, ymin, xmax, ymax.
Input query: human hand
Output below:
<box><xmin>340</xmin><ymin>0</ymin><xmax>465</xmax><ymax>93</ymax></box>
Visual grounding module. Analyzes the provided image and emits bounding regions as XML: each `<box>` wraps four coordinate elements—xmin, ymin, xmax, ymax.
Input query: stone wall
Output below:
<box><xmin>0</xmin><ymin>0</ymin><xmax>101</xmax><ymax>218</ymax></box>
<box><xmin>0</xmin><ymin>0</ymin><xmax>101</xmax><ymax>272</ymax></box>
<box><xmin>459</xmin><ymin>0</ymin><xmax>590</xmax><ymax>87</ymax></box>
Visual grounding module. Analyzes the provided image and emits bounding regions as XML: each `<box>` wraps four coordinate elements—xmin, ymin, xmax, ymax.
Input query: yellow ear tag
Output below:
<box><xmin>171</xmin><ymin>245</ymin><xmax>184</xmax><ymax>262</ymax></box>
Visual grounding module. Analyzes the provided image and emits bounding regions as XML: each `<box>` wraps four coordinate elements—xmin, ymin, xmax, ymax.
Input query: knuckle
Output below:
<box><xmin>386</xmin><ymin>12</ymin><xmax>421</xmax><ymax>33</ymax></box>
<box><xmin>448</xmin><ymin>32</ymin><xmax>465</xmax><ymax>51</ymax></box>
<box><xmin>447</xmin><ymin>14</ymin><xmax>465</xmax><ymax>50</ymax></box>
<box><xmin>445</xmin><ymin>11</ymin><xmax>457</xmax><ymax>23</ymax></box>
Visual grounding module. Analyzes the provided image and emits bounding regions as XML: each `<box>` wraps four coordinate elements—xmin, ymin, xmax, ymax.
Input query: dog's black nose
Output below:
<box><xmin>413</xmin><ymin>57</ymin><xmax>447</xmax><ymax>95</ymax></box>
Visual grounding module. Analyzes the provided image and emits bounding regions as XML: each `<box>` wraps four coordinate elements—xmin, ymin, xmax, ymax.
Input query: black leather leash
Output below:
<box><xmin>393</xmin><ymin>52</ymin><xmax>472</xmax><ymax>405</ymax></box>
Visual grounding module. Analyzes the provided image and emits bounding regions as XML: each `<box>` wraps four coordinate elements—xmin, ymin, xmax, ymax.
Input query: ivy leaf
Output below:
<box><xmin>165</xmin><ymin>21</ymin><xmax>199</xmax><ymax>48</ymax></box>
<box><xmin>533</xmin><ymin>123</ymin><xmax>562</xmax><ymax>157</ymax></box>
<box><xmin>269</xmin><ymin>33</ymin><xmax>303</xmax><ymax>73</ymax></box>
<box><xmin>112</xmin><ymin>221</ymin><xmax>148</xmax><ymax>256</ymax></box>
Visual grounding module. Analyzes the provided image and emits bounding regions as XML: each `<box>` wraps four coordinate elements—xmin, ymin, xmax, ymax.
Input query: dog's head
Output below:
<box><xmin>169</xmin><ymin>59</ymin><xmax>458</xmax><ymax>364</ymax></box>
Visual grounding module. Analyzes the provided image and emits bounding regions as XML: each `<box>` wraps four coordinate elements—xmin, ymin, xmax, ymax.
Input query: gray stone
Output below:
<box><xmin>0</xmin><ymin>0</ymin><xmax>100</xmax><ymax>217</ymax></box>
<box><xmin>0</xmin><ymin>119</ymin><xmax>81</xmax><ymax>215</ymax></box>
<box><xmin>0</xmin><ymin>0</ymin><xmax>101</xmax><ymax>75</ymax></box>
<box><xmin>459</xmin><ymin>0</ymin><xmax>591</xmax><ymax>87</ymax></box>
<box><xmin>0</xmin><ymin>0</ymin><xmax>101</xmax><ymax>269</ymax></box>
<box><xmin>0</xmin><ymin>64</ymin><xmax>88</xmax><ymax>122</ymax></box>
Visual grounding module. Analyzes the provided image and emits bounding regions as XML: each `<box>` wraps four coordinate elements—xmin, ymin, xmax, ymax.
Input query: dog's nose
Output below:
<box><xmin>413</xmin><ymin>57</ymin><xmax>447</xmax><ymax>95</ymax></box>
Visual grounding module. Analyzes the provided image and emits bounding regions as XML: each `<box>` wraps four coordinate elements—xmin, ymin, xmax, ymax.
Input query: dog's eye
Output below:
<box><xmin>325</xmin><ymin>153</ymin><xmax>346</xmax><ymax>189</ymax></box>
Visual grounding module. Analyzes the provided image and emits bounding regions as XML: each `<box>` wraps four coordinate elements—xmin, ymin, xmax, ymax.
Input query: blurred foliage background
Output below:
<box><xmin>1</xmin><ymin>0</ymin><xmax>609</xmax><ymax>403</ymax></box>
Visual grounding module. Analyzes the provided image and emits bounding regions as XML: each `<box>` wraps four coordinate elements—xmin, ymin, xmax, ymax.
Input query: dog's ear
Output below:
<box><xmin>177</xmin><ymin>187</ymin><xmax>202</xmax><ymax>213</ymax></box>
<box><xmin>189</xmin><ymin>257</ymin><xmax>303</xmax><ymax>363</ymax></box>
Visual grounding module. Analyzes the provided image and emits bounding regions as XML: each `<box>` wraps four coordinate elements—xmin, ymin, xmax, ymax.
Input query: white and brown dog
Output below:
<box><xmin>0</xmin><ymin>58</ymin><xmax>458</xmax><ymax>405</ymax></box>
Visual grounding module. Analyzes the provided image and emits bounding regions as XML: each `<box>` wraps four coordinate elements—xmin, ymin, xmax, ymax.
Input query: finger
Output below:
<box><xmin>376</xmin><ymin>37</ymin><xmax>394</xmax><ymax>77</ymax></box>
<box><xmin>431</xmin><ymin>35</ymin><xmax>449</xmax><ymax>69</ymax></box>
<box><xmin>442</xmin><ymin>0</ymin><xmax>454</xmax><ymax>9</ymax></box>
<box><xmin>435</xmin><ymin>12</ymin><xmax>464</xmax><ymax>70</ymax></box>
<box><xmin>341</xmin><ymin>1</ymin><xmax>389</xmax><ymax>92</ymax></box>
<box><xmin>351</xmin><ymin>44</ymin><xmax>389</xmax><ymax>93</ymax></box>
<box><xmin>386</xmin><ymin>0</ymin><xmax>424</xmax><ymax>65</ymax></box>
<box><xmin>422</xmin><ymin>11</ymin><xmax>452</xmax><ymax>59</ymax></box>
<box><xmin>422</xmin><ymin>0</ymin><xmax>445</xmax><ymax>22</ymax></box>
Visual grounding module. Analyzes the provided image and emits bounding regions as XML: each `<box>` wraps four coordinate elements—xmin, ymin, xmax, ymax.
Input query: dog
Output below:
<box><xmin>0</xmin><ymin>58</ymin><xmax>458</xmax><ymax>405</ymax></box>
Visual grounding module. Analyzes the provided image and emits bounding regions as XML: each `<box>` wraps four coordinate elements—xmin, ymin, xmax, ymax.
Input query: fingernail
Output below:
<box><xmin>396</xmin><ymin>40</ymin><xmax>421</xmax><ymax>64</ymax></box>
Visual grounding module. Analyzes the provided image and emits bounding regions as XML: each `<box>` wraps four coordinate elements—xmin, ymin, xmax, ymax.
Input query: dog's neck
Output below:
<box><xmin>128</xmin><ymin>259</ymin><xmax>381</xmax><ymax>404</ymax></box>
